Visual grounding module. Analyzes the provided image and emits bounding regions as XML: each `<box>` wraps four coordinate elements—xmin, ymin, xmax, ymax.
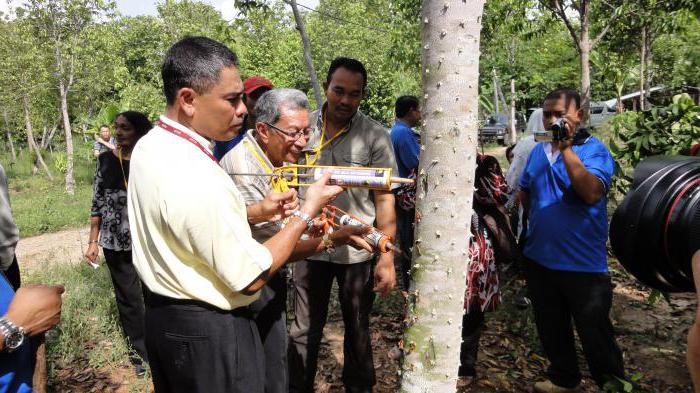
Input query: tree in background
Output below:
<box><xmin>25</xmin><ymin>0</ymin><xmax>116</xmax><ymax>194</ymax></box>
<box><xmin>401</xmin><ymin>0</ymin><xmax>484</xmax><ymax>390</ymax></box>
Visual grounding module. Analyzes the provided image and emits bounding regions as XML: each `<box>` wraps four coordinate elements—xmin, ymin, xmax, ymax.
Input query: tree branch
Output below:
<box><xmin>544</xmin><ymin>0</ymin><xmax>581</xmax><ymax>52</ymax></box>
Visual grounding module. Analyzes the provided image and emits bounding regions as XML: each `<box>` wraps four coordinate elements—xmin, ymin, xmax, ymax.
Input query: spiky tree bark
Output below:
<box><xmin>401</xmin><ymin>1</ymin><xmax>484</xmax><ymax>391</ymax></box>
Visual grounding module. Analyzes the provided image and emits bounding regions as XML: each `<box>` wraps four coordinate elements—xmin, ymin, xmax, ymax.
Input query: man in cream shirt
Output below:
<box><xmin>128</xmin><ymin>36</ymin><xmax>342</xmax><ymax>393</ymax></box>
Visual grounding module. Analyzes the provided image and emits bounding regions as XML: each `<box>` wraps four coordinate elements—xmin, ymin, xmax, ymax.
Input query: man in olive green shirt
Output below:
<box><xmin>288</xmin><ymin>57</ymin><xmax>397</xmax><ymax>393</ymax></box>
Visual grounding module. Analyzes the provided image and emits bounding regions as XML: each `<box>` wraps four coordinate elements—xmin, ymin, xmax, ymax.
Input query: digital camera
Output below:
<box><xmin>534</xmin><ymin>118</ymin><xmax>568</xmax><ymax>142</ymax></box>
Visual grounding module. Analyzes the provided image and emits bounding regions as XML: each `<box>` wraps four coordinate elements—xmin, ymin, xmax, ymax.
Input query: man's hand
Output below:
<box><xmin>301</xmin><ymin>172</ymin><xmax>344</xmax><ymax>217</ymax></box>
<box><xmin>5</xmin><ymin>285</ymin><xmax>65</xmax><ymax>336</ymax></box>
<box><xmin>553</xmin><ymin>115</ymin><xmax>577</xmax><ymax>151</ymax></box>
<box><xmin>331</xmin><ymin>225</ymin><xmax>373</xmax><ymax>252</ymax></box>
<box><xmin>260</xmin><ymin>189</ymin><xmax>299</xmax><ymax>222</ymax></box>
<box><xmin>373</xmin><ymin>254</ymin><xmax>396</xmax><ymax>297</ymax></box>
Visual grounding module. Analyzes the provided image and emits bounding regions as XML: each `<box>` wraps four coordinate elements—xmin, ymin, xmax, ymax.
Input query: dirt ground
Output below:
<box><xmin>16</xmin><ymin>170</ymin><xmax>696</xmax><ymax>392</ymax></box>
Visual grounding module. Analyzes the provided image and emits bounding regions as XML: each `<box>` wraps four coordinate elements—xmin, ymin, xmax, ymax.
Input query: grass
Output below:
<box><xmin>0</xmin><ymin>137</ymin><xmax>96</xmax><ymax>237</ymax></box>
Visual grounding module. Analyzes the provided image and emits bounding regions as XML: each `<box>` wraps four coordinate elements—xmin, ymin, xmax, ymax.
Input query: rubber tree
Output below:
<box><xmin>288</xmin><ymin>0</ymin><xmax>323</xmax><ymax>107</ymax></box>
<box><xmin>401</xmin><ymin>0</ymin><xmax>485</xmax><ymax>391</ymax></box>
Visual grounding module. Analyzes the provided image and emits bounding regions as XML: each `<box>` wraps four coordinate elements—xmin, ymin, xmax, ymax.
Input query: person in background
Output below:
<box><xmin>457</xmin><ymin>154</ymin><xmax>517</xmax><ymax>389</ymax></box>
<box><xmin>390</xmin><ymin>95</ymin><xmax>421</xmax><ymax>290</ymax></box>
<box><xmin>221</xmin><ymin>88</ymin><xmax>371</xmax><ymax>393</ymax></box>
<box><xmin>519</xmin><ymin>88</ymin><xmax>625</xmax><ymax>392</ymax></box>
<box><xmin>288</xmin><ymin>57</ymin><xmax>397</xmax><ymax>393</ymax></box>
<box><xmin>93</xmin><ymin>124</ymin><xmax>116</xmax><ymax>158</ymax></box>
<box><xmin>505</xmin><ymin>144</ymin><xmax>515</xmax><ymax>164</ymax></box>
<box><xmin>85</xmin><ymin>111</ymin><xmax>152</xmax><ymax>376</ymax></box>
<box><xmin>213</xmin><ymin>75</ymin><xmax>274</xmax><ymax>160</ymax></box>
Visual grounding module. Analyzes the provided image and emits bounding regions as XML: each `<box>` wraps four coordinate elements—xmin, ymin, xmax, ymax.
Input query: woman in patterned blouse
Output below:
<box><xmin>85</xmin><ymin>111</ymin><xmax>152</xmax><ymax>376</ymax></box>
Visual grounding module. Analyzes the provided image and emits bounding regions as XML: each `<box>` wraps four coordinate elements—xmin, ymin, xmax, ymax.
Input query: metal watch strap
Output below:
<box><xmin>291</xmin><ymin>210</ymin><xmax>314</xmax><ymax>231</ymax></box>
<box><xmin>0</xmin><ymin>318</ymin><xmax>25</xmax><ymax>352</ymax></box>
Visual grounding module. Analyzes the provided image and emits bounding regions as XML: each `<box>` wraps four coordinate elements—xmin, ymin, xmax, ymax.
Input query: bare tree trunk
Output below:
<box><xmin>401</xmin><ymin>0</ymin><xmax>484</xmax><ymax>390</ymax></box>
<box><xmin>579</xmin><ymin>41</ymin><xmax>592</xmax><ymax>126</ymax></box>
<box><xmin>41</xmin><ymin>123</ymin><xmax>58</xmax><ymax>150</ymax></box>
<box><xmin>58</xmin><ymin>82</ymin><xmax>75</xmax><ymax>194</ymax></box>
<box><xmin>492</xmin><ymin>69</ymin><xmax>499</xmax><ymax>114</ymax></box>
<box><xmin>640</xmin><ymin>25</ymin><xmax>646</xmax><ymax>111</ymax></box>
<box><xmin>289</xmin><ymin>0</ymin><xmax>323</xmax><ymax>108</ymax></box>
<box><xmin>22</xmin><ymin>95</ymin><xmax>53</xmax><ymax>180</ymax></box>
<box><xmin>644</xmin><ymin>29</ymin><xmax>652</xmax><ymax>107</ymax></box>
<box><xmin>2</xmin><ymin>109</ymin><xmax>16</xmax><ymax>163</ymax></box>
<box><xmin>510</xmin><ymin>79</ymin><xmax>516</xmax><ymax>144</ymax></box>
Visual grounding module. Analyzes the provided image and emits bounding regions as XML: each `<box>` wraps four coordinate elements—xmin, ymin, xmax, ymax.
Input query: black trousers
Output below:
<box><xmin>144</xmin><ymin>290</ymin><xmax>264</xmax><ymax>393</ymax></box>
<box><xmin>248</xmin><ymin>271</ymin><xmax>288</xmax><ymax>393</ymax></box>
<box><xmin>524</xmin><ymin>258</ymin><xmax>625</xmax><ymax>388</ymax></box>
<box><xmin>395</xmin><ymin>206</ymin><xmax>415</xmax><ymax>290</ymax></box>
<box><xmin>458</xmin><ymin>305</ymin><xmax>485</xmax><ymax>377</ymax></box>
<box><xmin>102</xmin><ymin>249</ymin><xmax>148</xmax><ymax>365</ymax></box>
<box><xmin>288</xmin><ymin>260</ymin><xmax>375</xmax><ymax>393</ymax></box>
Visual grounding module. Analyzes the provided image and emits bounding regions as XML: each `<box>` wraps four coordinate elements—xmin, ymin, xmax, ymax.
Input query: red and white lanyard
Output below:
<box><xmin>157</xmin><ymin>119</ymin><xmax>218</xmax><ymax>163</ymax></box>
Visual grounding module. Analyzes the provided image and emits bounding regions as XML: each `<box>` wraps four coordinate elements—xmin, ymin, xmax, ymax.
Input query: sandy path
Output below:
<box><xmin>16</xmin><ymin>227</ymin><xmax>90</xmax><ymax>272</ymax></box>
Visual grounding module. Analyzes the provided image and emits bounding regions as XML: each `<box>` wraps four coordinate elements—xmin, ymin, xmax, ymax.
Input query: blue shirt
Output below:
<box><xmin>213</xmin><ymin>132</ymin><xmax>245</xmax><ymax>161</ymax></box>
<box><xmin>0</xmin><ymin>274</ymin><xmax>35</xmax><ymax>393</ymax></box>
<box><xmin>519</xmin><ymin>136</ymin><xmax>614</xmax><ymax>272</ymax></box>
<box><xmin>390</xmin><ymin>120</ymin><xmax>420</xmax><ymax>178</ymax></box>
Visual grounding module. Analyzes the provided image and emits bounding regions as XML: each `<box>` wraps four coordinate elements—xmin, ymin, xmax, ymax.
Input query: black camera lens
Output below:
<box><xmin>610</xmin><ymin>156</ymin><xmax>700</xmax><ymax>292</ymax></box>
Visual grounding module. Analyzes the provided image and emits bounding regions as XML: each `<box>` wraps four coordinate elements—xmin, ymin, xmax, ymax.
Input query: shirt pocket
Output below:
<box><xmin>344</xmin><ymin>152</ymin><xmax>370</xmax><ymax>167</ymax></box>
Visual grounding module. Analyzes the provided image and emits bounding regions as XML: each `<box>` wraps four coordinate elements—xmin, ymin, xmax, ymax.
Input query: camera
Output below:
<box><xmin>609</xmin><ymin>156</ymin><xmax>700</xmax><ymax>292</ymax></box>
<box><xmin>534</xmin><ymin>118</ymin><xmax>569</xmax><ymax>142</ymax></box>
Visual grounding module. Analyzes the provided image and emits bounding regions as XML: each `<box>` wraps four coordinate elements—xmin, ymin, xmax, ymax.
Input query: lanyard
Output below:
<box><xmin>304</xmin><ymin>111</ymin><xmax>349</xmax><ymax>166</ymax></box>
<box><xmin>244</xmin><ymin>139</ymin><xmax>290</xmax><ymax>192</ymax></box>
<box><xmin>158</xmin><ymin>119</ymin><xmax>218</xmax><ymax>163</ymax></box>
<box><xmin>117</xmin><ymin>148</ymin><xmax>128</xmax><ymax>189</ymax></box>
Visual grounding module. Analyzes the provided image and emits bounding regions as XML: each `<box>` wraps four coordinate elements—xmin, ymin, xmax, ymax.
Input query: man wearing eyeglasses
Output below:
<box><xmin>219</xmin><ymin>88</ymin><xmax>371</xmax><ymax>393</ymax></box>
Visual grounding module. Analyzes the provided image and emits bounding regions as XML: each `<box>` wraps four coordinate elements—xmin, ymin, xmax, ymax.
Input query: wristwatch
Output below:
<box><xmin>291</xmin><ymin>210</ymin><xmax>314</xmax><ymax>232</ymax></box>
<box><xmin>0</xmin><ymin>317</ymin><xmax>25</xmax><ymax>352</ymax></box>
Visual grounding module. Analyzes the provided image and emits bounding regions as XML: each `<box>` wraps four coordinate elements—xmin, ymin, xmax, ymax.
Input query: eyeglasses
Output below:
<box><xmin>263</xmin><ymin>122</ymin><xmax>313</xmax><ymax>141</ymax></box>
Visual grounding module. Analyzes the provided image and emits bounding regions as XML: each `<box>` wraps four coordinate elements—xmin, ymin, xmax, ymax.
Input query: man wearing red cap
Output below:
<box><xmin>213</xmin><ymin>75</ymin><xmax>274</xmax><ymax>160</ymax></box>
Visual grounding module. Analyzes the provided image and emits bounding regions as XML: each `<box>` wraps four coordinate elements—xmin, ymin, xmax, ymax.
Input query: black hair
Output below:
<box><xmin>162</xmin><ymin>36</ymin><xmax>239</xmax><ymax>105</ymax></box>
<box><xmin>325</xmin><ymin>57</ymin><xmax>367</xmax><ymax>91</ymax></box>
<box><xmin>505</xmin><ymin>144</ymin><xmax>516</xmax><ymax>159</ymax></box>
<box><xmin>395</xmin><ymin>95</ymin><xmax>419</xmax><ymax>118</ymax></box>
<box><xmin>544</xmin><ymin>88</ymin><xmax>581</xmax><ymax>110</ymax></box>
<box><xmin>116</xmin><ymin>111</ymin><xmax>152</xmax><ymax>137</ymax></box>
<box><xmin>99</xmin><ymin>124</ymin><xmax>109</xmax><ymax>130</ymax></box>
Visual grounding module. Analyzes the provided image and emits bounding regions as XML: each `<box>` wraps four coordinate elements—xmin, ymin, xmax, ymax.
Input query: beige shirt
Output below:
<box><xmin>299</xmin><ymin>107</ymin><xmax>398</xmax><ymax>264</ymax></box>
<box><xmin>128</xmin><ymin>116</ymin><xmax>272</xmax><ymax>310</ymax></box>
<box><xmin>220</xmin><ymin>130</ymin><xmax>282</xmax><ymax>243</ymax></box>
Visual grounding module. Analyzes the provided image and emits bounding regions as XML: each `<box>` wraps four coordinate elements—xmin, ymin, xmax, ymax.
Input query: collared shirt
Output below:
<box><xmin>128</xmin><ymin>116</ymin><xmax>272</xmax><ymax>310</ymax></box>
<box><xmin>390</xmin><ymin>119</ymin><xmax>420</xmax><ymax>178</ymax></box>
<box><xmin>518</xmin><ymin>136</ymin><xmax>614</xmax><ymax>272</ymax></box>
<box><xmin>299</xmin><ymin>106</ymin><xmax>398</xmax><ymax>264</ymax></box>
<box><xmin>220</xmin><ymin>130</ymin><xmax>282</xmax><ymax>243</ymax></box>
<box><xmin>213</xmin><ymin>115</ymin><xmax>252</xmax><ymax>161</ymax></box>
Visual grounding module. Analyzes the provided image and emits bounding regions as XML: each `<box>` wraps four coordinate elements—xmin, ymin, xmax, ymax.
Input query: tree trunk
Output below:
<box><xmin>58</xmin><ymin>82</ymin><xmax>75</xmax><ymax>194</ymax></box>
<box><xmin>401</xmin><ymin>0</ymin><xmax>484</xmax><ymax>390</ymax></box>
<box><xmin>492</xmin><ymin>69</ymin><xmax>499</xmax><ymax>114</ymax></box>
<box><xmin>41</xmin><ymin>123</ymin><xmax>58</xmax><ymax>150</ymax></box>
<box><xmin>644</xmin><ymin>28</ymin><xmax>652</xmax><ymax>107</ymax></box>
<box><xmin>640</xmin><ymin>25</ymin><xmax>646</xmax><ymax>111</ymax></box>
<box><xmin>2</xmin><ymin>109</ymin><xmax>16</xmax><ymax>163</ymax></box>
<box><xmin>579</xmin><ymin>41</ymin><xmax>592</xmax><ymax>126</ymax></box>
<box><xmin>510</xmin><ymin>79</ymin><xmax>516</xmax><ymax>144</ymax></box>
<box><xmin>22</xmin><ymin>95</ymin><xmax>53</xmax><ymax>180</ymax></box>
<box><xmin>289</xmin><ymin>0</ymin><xmax>323</xmax><ymax>108</ymax></box>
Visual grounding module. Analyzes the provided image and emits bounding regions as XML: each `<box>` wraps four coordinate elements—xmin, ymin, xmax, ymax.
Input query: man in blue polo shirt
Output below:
<box><xmin>519</xmin><ymin>88</ymin><xmax>625</xmax><ymax>393</ymax></box>
<box><xmin>390</xmin><ymin>95</ymin><xmax>421</xmax><ymax>290</ymax></box>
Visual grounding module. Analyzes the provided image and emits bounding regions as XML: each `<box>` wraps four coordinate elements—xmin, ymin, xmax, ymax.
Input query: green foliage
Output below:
<box><xmin>608</xmin><ymin>93</ymin><xmax>700</xmax><ymax>194</ymax></box>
